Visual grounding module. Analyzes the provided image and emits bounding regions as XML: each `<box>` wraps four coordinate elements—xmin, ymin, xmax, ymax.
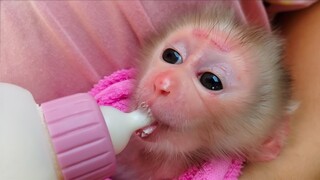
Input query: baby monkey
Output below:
<box><xmin>116</xmin><ymin>4</ymin><xmax>292</xmax><ymax>180</ymax></box>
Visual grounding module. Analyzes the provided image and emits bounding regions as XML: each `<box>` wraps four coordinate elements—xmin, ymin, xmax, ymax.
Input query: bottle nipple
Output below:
<box><xmin>99</xmin><ymin>103</ymin><xmax>153</xmax><ymax>154</ymax></box>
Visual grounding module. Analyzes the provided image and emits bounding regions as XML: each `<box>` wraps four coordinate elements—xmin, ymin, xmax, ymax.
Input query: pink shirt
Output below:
<box><xmin>0</xmin><ymin>1</ymin><xmax>316</xmax><ymax>179</ymax></box>
<box><xmin>0</xmin><ymin>1</ymin><xmax>315</xmax><ymax>103</ymax></box>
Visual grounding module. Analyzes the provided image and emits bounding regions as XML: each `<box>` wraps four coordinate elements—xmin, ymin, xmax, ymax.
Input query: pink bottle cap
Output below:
<box><xmin>41</xmin><ymin>93</ymin><xmax>116</xmax><ymax>179</ymax></box>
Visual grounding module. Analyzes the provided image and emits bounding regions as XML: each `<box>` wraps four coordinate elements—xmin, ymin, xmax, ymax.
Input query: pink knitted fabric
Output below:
<box><xmin>89</xmin><ymin>68</ymin><xmax>137</xmax><ymax>112</ymax></box>
<box><xmin>89</xmin><ymin>68</ymin><xmax>245</xmax><ymax>179</ymax></box>
<box><xmin>177</xmin><ymin>158</ymin><xmax>244</xmax><ymax>180</ymax></box>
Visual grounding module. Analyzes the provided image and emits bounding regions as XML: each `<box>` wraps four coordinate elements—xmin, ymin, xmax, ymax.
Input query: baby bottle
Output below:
<box><xmin>0</xmin><ymin>83</ymin><xmax>151</xmax><ymax>180</ymax></box>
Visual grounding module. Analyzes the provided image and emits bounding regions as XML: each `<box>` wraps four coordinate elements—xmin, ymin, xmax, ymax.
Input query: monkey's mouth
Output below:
<box><xmin>135</xmin><ymin>121</ymin><xmax>159</xmax><ymax>138</ymax></box>
<box><xmin>134</xmin><ymin>102</ymin><xmax>171</xmax><ymax>140</ymax></box>
<box><xmin>135</xmin><ymin>119</ymin><xmax>171</xmax><ymax>140</ymax></box>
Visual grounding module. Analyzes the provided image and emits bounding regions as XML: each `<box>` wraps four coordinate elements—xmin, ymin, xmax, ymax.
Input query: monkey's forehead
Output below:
<box><xmin>162</xmin><ymin>26</ymin><xmax>247</xmax><ymax>55</ymax></box>
<box><xmin>191</xmin><ymin>29</ymin><xmax>235</xmax><ymax>53</ymax></box>
<box><xmin>157</xmin><ymin>3</ymin><xmax>277</xmax><ymax>53</ymax></box>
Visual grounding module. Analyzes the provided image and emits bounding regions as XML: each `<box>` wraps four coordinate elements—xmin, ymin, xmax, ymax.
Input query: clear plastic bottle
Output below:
<box><xmin>0</xmin><ymin>83</ymin><xmax>151</xmax><ymax>180</ymax></box>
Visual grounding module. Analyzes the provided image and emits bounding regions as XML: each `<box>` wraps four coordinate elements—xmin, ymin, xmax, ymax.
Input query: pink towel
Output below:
<box><xmin>176</xmin><ymin>158</ymin><xmax>244</xmax><ymax>180</ymax></box>
<box><xmin>89</xmin><ymin>68</ymin><xmax>245</xmax><ymax>180</ymax></box>
<box><xmin>89</xmin><ymin>68</ymin><xmax>137</xmax><ymax>112</ymax></box>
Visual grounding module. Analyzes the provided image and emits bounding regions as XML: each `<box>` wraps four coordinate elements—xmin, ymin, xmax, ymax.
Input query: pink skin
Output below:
<box><xmin>134</xmin><ymin>27</ymin><xmax>261</xmax><ymax>154</ymax></box>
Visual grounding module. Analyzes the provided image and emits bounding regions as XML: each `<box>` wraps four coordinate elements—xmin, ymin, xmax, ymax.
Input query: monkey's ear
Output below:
<box><xmin>248</xmin><ymin>116</ymin><xmax>290</xmax><ymax>162</ymax></box>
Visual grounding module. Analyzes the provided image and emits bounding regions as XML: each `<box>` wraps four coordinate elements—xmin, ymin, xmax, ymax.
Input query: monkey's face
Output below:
<box><xmin>133</xmin><ymin>27</ymin><xmax>259</xmax><ymax>155</ymax></box>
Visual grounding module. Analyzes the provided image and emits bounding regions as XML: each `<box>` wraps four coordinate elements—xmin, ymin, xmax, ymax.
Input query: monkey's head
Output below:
<box><xmin>132</xmin><ymin>5</ymin><xmax>291</xmax><ymax>163</ymax></box>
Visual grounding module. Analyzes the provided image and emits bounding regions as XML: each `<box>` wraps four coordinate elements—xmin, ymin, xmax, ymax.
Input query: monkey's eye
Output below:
<box><xmin>162</xmin><ymin>48</ymin><xmax>183</xmax><ymax>64</ymax></box>
<box><xmin>199</xmin><ymin>72</ymin><xmax>223</xmax><ymax>91</ymax></box>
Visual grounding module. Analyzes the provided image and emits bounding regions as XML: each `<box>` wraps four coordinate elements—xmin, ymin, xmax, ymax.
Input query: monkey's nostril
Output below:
<box><xmin>160</xmin><ymin>89</ymin><xmax>170</xmax><ymax>95</ymax></box>
<box><xmin>154</xmin><ymin>75</ymin><xmax>172</xmax><ymax>95</ymax></box>
<box><xmin>153</xmin><ymin>82</ymin><xmax>171</xmax><ymax>96</ymax></box>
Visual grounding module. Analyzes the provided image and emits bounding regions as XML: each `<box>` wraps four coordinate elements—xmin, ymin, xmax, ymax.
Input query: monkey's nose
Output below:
<box><xmin>153</xmin><ymin>76</ymin><xmax>172</xmax><ymax>96</ymax></box>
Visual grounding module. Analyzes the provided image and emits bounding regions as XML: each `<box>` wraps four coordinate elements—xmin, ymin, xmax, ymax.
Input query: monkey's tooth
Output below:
<box><xmin>142</xmin><ymin>125</ymin><xmax>156</xmax><ymax>135</ymax></box>
<box><xmin>140</xmin><ymin>132</ymin><xmax>148</xmax><ymax>138</ymax></box>
<box><xmin>136</xmin><ymin>122</ymin><xmax>158</xmax><ymax>138</ymax></box>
